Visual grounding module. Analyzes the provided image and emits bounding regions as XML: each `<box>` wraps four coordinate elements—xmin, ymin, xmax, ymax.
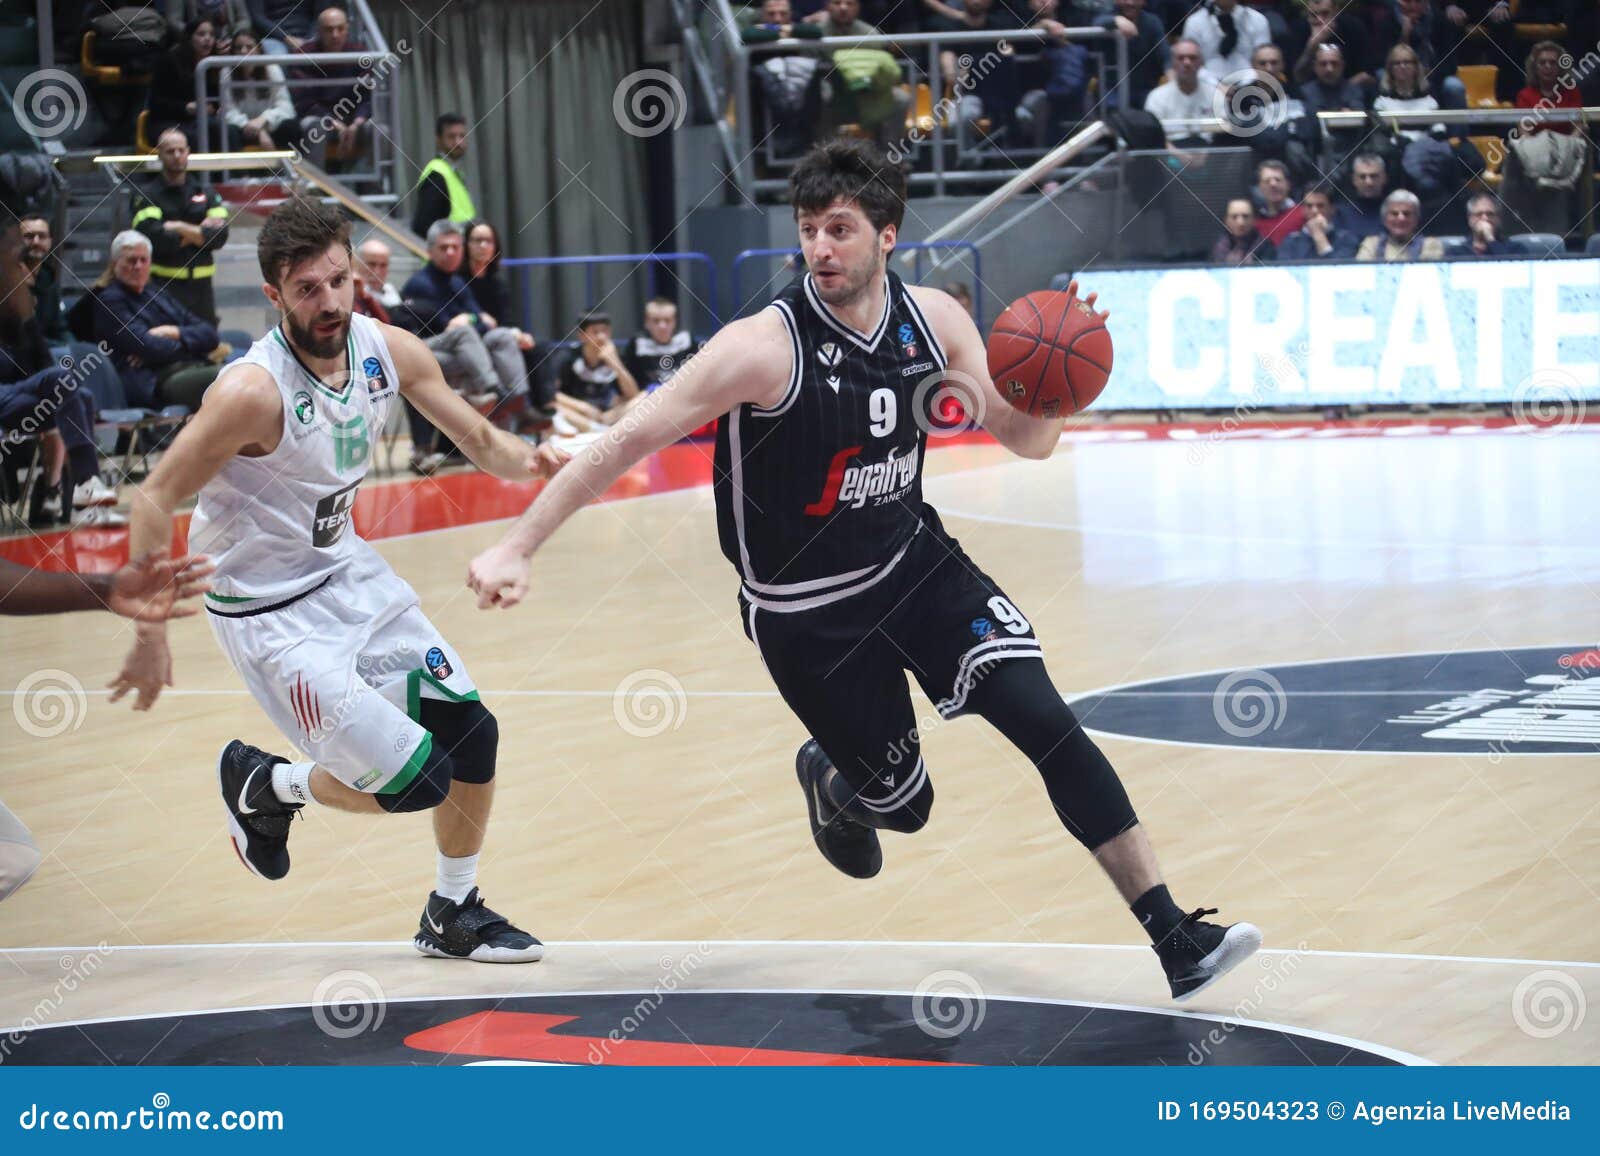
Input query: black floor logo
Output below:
<box><xmin>1068</xmin><ymin>646</ymin><xmax>1600</xmax><ymax>756</ymax></box>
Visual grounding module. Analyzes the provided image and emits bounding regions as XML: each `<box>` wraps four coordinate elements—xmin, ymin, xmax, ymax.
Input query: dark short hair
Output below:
<box><xmin>645</xmin><ymin>296</ymin><xmax>677</xmax><ymax>312</ymax></box>
<box><xmin>790</xmin><ymin>137</ymin><xmax>906</xmax><ymax>235</ymax></box>
<box><xmin>257</xmin><ymin>196</ymin><xmax>352</xmax><ymax>286</ymax></box>
<box><xmin>436</xmin><ymin>112</ymin><xmax>466</xmax><ymax>137</ymax></box>
<box><xmin>576</xmin><ymin>310</ymin><xmax>611</xmax><ymax>332</ymax></box>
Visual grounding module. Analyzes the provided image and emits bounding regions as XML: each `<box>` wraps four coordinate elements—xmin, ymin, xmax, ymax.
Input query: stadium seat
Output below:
<box><xmin>135</xmin><ymin>108</ymin><xmax>154</xmax><ymax>153</ymax></box>
<box><xmin>1437</xmin><ymin>236</ymin><xmax>1471</xmax><ymax>257</ymax></box>
<box><xmin>81</xmin><ymin>30</ymin><xmax>149</xmax><ymax>86</ymax></box>
<box><xmin>1586</xmin><ymin>234</ymin><xmax>1600</xmax><ymax>257</ymax></box>
<box><xmin>1508</xmin><ymin>233</ymin><xmax>1565</xmax><ymax>258</ymax></box>
<box><xmin>1456</xmin><ymin>66</ymin><xmax>1505</xmax><ymax>110</ymax></box>
<box><xmin>1048</xmin><ymin>272</ymin><xmax>1074</xmax><ymax>292</ymax></box>
<box><xmin>1510</xmin><ymin>0</ymin><xmax>1565</xmax><ymax>42</ymax></box>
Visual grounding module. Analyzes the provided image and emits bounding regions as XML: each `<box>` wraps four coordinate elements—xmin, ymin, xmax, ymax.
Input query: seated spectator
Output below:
<box><xmin>1515</xmin><ymin>40</ymin><xmax>1581</xmax><ymax>135</ymax></box>
<box><xmin>1145</xmin><ymin>39</ymin><xmax>1219</xmax><ymax>145</ymax></box>
<box><xmin>1286</xmin><ymin>0</ymin><xmax>1373</xmax><ymax>85</ymax></box>
<box><xmin>1233</xmin><ymin>44</ymin><xmax>1318</xmax><ymax>181</ymax></box>
<box><xmin>464</xmin><ymin>220</ymin><xmax>535</xmax><ymax>356</ymax></box>
<box><xmin>1017</xmin><ymin>1</ymin><xmax>1092</xmax><ymax>147</ymax></box>
<box><xmin>248</xmin><ymin>0</ymin><xmax>322</xmax><ymax>54</ymax></box>
<box><xmin>1355</xmin><ymin>189</ymin><xmax>1443</xmax><ymax>260</ymax></box>
<box><xmin>1462</xmin><ymin>192</ymin><xmax>1514</xmax><ymax>257</ymax></box>
<box><xmin>949</xmin><ymin>0</ymin><xmax>1032</xmax><ymax>149</ymax></box>
<box><xmin>1181</xmin><ymin>0</ymin><xmax>1271</xmax><ymax>84</ymax></box>
<box><xmin>1276</xmin><ymin>184</ymin><xmax>1359</xmax><ymax>259</ymax></box>
<box><xmin>20</xmin><ymin>216</ymin><xmax>66</xmax><ymax>343</ymax></box>
<box><xmin>81</xmin><ymin>1</ymin><xmax>171</xmax><ymax>74</ymax></box>
<box><xmin>1212</xmin><ymin>198</ymin><xmax>1275</xmax><ymax>264</ymax></box>
<box><xmin>222</xmin><ymin>28</ymin><xmax>304</xmax><ymax>154</ymax></box>
<box><xmin>1</xmin><ymin>211</ymin><xmax>120</xmax><ymax>527</ymax></box>
<box><xmin>1380</xmin><ymin>0</ymin><xmax>1467</xmax><ymax>109</ymax></box>
<box><xmin>1300</xmin><ymin>43</ymin><xmax>1369</xmax><ymax>165</ymax></box>
<box><xmin>810</xmin><ymin>0</ymin><xmax>907</xmax><ymax>149</ymax></box>
<box><xmin>1401</xmin><ymin>124</ymin><xmax>1483</xmax><ymax>225</ymax></box>
<box><xmin>554</xmin><ymin>312</ymin><xmax>642</xmax><ymax>433</ymax></box>
<box><xmin>743</xmin><ymin>0</ymin><xmax>825</xmax><ymax>156</ymax></box>
<box><xmin>353</xmin><ymin>238</ymin><xmax>402</xmax><ymax>312</ymax></box>
<box><xmin>92</xmin><ymin>231</ymin><xmax>222</xmax><ymax>411</ymax></box>
<box><xmin>1372</xmin><ymin>43</ymin><xmax>1437</xmax><ymax>141</ymax></box>
<box><xmin>1097</xmin><ymin>0</ymin><xmax>1169</xmax><ymax>109</ymax></box>
<box><xmin>147</xmin><ymin>16</ymin><xmax>241</xmax><ymax>151</ymax></box>
<box><xmin>1344</xmin><ymin>152</ymin><xmax>1390</xmax><ymax>237</ymax></box>
<box><xmin>294</xmin><ymin>6</ymin><xmax>374</xmax><ymax>170</ymax></box>
<box><xmin>1251</xmin><ymin>159</ymin><xmax>1305</xmax><ymax>246</ymax></box>
<box><xmin>625</xmin><ymin>298</ymin><xmax>704</xmax><ymax>390</ymax></box>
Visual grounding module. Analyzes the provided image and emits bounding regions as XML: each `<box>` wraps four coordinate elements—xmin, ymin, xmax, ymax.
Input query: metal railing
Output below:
<box><xmin>91</xmin><ymin>150</ymin><xmax>427</xmax><ymax>260</ymax></box>
<box><xmin>502</xmin><ymin>252</ymin><xmax>720</xmax><ymax>336</ymax></box>
<box><xmin>732</xmin><ymin>240</ymin><xmax>985</xmax><ymax>326</ymax></box>
<box><xmin>725</xmin><ymin>23</ymin><xmax>1127</xmax><ymax>197</ymax></box>
<box><xmin>193</xmin><ymin>0</ymin><xmax>401</xmax><ymax>190</ymax></box>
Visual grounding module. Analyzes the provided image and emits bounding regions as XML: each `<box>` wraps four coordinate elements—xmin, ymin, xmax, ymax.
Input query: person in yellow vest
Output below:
<box><xmin>130</xmin><ymin>126</ymin><xmax>231</xmax><ymax>326</ymax></box>
<box><xmin>410</xmin><ymin>113</ymin><xmax>477</xmax><ymax>237</ymax></box>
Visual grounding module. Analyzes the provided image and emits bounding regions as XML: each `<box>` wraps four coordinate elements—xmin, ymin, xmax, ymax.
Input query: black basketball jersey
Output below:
<box><xmin>713</xmin><ymin>270</ymin><xmax>948</xmax><ymax>614</ymax></box>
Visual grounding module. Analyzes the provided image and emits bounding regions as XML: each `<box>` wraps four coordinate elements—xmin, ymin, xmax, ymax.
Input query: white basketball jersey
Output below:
<box><xmin>191</xmin><ymin>312</ymin><xmax>400</xmax><ymax>610</ymax></box>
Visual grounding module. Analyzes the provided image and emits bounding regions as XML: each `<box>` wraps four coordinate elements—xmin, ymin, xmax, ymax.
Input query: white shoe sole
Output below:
<box><xmin>412</xmin><ymin>936</ymin><xmax>545</xmax><ymax>964</ymax></box>
<box><xmin>1174</xmin><ymin>921</ymin><xmax>1264</xmax><ymax>1003</ymax></box>
<box><xmin>218</xmin><ymin>744</ymin><xmax>269</xmax><ymax>881</ymax></box>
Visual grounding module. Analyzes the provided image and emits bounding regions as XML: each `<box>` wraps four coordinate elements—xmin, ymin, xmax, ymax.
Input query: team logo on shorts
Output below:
<box><xmin>970</xmin><ymin>617</ymin><xmax>997</xmax><ymax>642</ymax></box>
<box><xmin>363</xmin><ymin>356</ymin><xmax>386</xmax><ymax>393</ymax></box>
<box><xmin>292</xmin><ymin>390</ymin><xmax>316</xmax><ymax>425</ymax></box>
<box><xmin>425</xmin><ymin>646</ymin><xmax>453</xmax><ymax>680</ymax></box>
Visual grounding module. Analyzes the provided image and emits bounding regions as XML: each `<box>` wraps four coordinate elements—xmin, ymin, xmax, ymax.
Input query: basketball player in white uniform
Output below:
<box><xmin>111</xmin><ymin>197</ymin><xmax>566</xmax><ymax>962</ymax></box>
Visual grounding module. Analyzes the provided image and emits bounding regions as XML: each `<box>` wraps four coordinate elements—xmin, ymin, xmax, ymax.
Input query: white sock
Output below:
<box><xmin>270</xmin><ymin>761</ymin><xmax>315</xmax><ymax>807</ymax></box>
<box><xmin>436</xmin><ymin>852</ymin><xmax>479</xmax><ymax>903</ymax></box>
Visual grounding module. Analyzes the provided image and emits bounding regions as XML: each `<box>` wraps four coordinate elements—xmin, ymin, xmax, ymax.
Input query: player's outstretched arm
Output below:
<box><xmin>912</xmin><ymin>281</ymin><xmax>1105</xmax><ymax>461</ymax></box>
<box><xmin>111</xmin><ymin>366</ymin><xmax>282</xmax><ymax>711</ymax></box>
<box><xmin>467</xmin><ymin>309</ymin><xmax>794</xmax><ymax>609</ymax></box>
<box><xmin>0</xmin><ymin>552</ymin><xmax>212</xmax><ymax>618</ymax></box>
<box><xmin>386</xmin><ymin>324</ymin><xmax>568</xmax><ymax>482</ymax></box>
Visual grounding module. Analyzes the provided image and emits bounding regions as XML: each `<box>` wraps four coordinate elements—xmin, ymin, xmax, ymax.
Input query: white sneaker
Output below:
<box><xmin>73</xmin><ymin>505</ymin><xmax>128</xmax><ymax>527</ymax></box>
<box><xmin>72</xmin><ymin>476</ymin><xmax>119</xmax><ymax>508</ymax></box>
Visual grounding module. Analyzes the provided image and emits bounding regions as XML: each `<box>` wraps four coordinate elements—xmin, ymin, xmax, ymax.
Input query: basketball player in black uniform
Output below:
<box><xmin>470</xmin><ymin>139</ymin><xmax>1261</xmax><ymax>1000</ymax></box>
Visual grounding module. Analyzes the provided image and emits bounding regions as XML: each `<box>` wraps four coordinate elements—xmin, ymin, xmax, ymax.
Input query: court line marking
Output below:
<box><xmin>0</xmin><ymin>985</ymin><xmax>1433</xmax><ymax>1066</ymax></box>
<box><xmin>1062</xmin><ymin>641</ymin><xmax>1599</xmax><ymax>759</ymax></box>
<box><xmin>937</xmin><ymin>506</ymin><xmax>1600</xmax><ymax>556</ymax></box>
<box><xmin>3</xmin><ymin>938</ymin><xmax>1594</xmax><ymax>969</ymax></box>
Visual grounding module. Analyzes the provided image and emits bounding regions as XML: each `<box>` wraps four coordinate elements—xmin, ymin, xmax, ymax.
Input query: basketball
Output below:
<box><xmin>986</xmin><ymin>290</ymin><xmax>1113</xmax><ymax>419</ymax></box>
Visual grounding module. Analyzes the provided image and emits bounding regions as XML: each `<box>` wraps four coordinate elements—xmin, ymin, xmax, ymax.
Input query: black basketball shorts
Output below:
<box><xmin>739</xmin><ymin>508</ymin><xmax>1043</xmax><ymax>794</ymax></box>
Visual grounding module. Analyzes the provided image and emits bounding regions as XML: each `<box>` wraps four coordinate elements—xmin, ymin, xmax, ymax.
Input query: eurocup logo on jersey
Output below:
<box><xmin>363</xmin><ymin>356</ymin><xmax>386</xmax><ymax>394</ymax></box>
<box><xmin>425</xmin><ymin>646</ymin><xmax>452</xmax><ymax>680</ymax></box>
<box><xmin>898</xmin><ymin>322</ymin><xmax>918</xmax><ymax>360</ymax></box>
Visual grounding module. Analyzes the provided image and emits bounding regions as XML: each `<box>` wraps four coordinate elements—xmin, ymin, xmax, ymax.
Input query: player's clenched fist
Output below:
<box><xmin>523</xmin><ymin>442</ymin><xmax>570</xmax><ymax>480</ymax></box>
<box><xmin>468</xmin><ymin>544</ymin><xmax>531</xmax><ymax>610</ymax></box>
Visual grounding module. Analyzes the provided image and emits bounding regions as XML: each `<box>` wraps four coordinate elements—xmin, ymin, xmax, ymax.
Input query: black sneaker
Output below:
<box><xmin>1154</xmin><ymin>907</ymin><xmax>1263</xmax><ymax>1002</ymax></box>
<box><xmin>413</xmin><ymin>888</ymin><xmax>545</xmax><ymax>963</ymax></box>
<box><xmin>217</xmin><ymin>739</ymin><xmax>300</xmax><ymax>881</ymax></box>
<box><xmin>795</xmin><ymin>739</ymin><xmax>882</xmax><ymax>880</ymax></box>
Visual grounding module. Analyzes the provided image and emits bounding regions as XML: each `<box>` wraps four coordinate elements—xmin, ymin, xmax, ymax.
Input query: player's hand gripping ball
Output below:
<box><xmin>986</xmin><ymin>282</ymin><xmax>1112</xmax><ymax>419</ymax></box>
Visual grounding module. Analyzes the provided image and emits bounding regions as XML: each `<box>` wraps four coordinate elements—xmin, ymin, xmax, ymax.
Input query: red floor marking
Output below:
<box><xmin>403</xmin><ymin>1010</ymin><xmax>954</xmax><ymax>1066</ymax></box>
<box><xmin>5</xmin><ymin>416</ymin><xmax>1589</xmax><ymax>573</ymax></box>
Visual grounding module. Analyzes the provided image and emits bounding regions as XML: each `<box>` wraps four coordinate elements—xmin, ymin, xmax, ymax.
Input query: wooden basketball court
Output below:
<box><xmin>2</xmin><ymin>420</ymin><xmax>1597</xmax><ymax>1064</ymax></box>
